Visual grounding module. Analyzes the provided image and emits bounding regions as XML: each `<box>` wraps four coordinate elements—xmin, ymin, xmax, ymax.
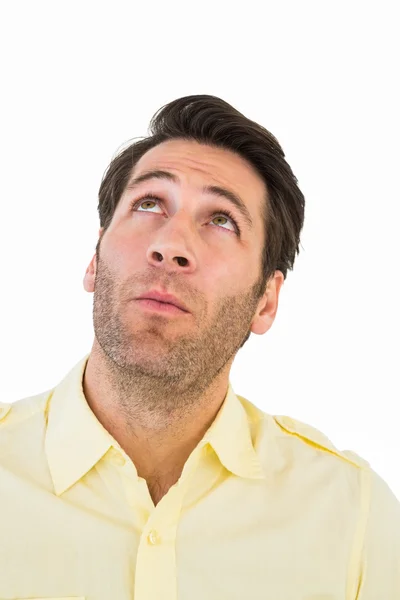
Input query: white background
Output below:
<box><xmin>0</xmin><ymin>2</ymin><xmax>399</xmax><ymax>499</ymax></box>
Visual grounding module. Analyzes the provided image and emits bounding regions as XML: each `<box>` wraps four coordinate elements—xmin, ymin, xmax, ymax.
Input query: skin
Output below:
<box><xmin>83</xmin><ymin>139</ymin><xmax>284</xmax><ymax>506</ymax></box>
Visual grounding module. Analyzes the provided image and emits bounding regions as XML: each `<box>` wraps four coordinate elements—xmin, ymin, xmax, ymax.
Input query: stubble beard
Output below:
<box><xmin>91</xmin><ymin>255</ymin><xmax>264</xmax><ymax>414</ymax></box>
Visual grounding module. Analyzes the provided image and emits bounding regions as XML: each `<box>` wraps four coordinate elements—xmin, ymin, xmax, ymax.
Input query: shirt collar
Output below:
<box><xmin>45</xmin><ymin>354</ymin><xmax>266</xmax><ymax>496</ymax></box>
<box><xmin>45</xmin><ymin>354</ymin><xmax>115</xmax><ymax>496</ymax></box>
<box><xmin>202</xmin><ymin>382</ymin><xmax>266</xmax><ymax>481</ymax></box>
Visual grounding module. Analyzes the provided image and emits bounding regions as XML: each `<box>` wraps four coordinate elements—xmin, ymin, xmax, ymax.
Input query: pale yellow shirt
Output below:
<box><xmin>0</xmin><ymin>354</ymin><xmax>399</xmax><ymax>600</ymax></box>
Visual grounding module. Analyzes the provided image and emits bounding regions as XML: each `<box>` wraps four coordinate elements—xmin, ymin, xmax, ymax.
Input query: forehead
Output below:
<box><xmin>131</xmin><ymin>139</ymin><xmax>267</xmax><ymax>204</ymax></box>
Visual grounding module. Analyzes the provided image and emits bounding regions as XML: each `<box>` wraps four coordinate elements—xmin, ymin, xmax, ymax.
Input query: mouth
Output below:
<box><xmin>135</xmin><ymin>298</ymin><xmax>189</xmax><ymax>315</ymax></box>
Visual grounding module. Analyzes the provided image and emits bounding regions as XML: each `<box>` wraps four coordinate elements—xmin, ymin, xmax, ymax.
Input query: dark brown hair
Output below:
<box><xmin>96</xmin><ymin>94</ymin><xmax>305</xmax><ymax>298</ymax></box>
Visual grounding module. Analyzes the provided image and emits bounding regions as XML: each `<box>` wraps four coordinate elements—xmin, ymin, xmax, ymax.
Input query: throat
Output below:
<box><xmin>147</xmin><ymin>476</ymin><xmax>179</xmax><ymax>506</ymax></box>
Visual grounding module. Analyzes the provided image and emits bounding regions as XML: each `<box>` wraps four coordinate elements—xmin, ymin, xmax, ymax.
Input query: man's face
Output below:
<box><xmin>84</xmin><ymin>139</ymin><xmax>282</xmax><ymax>386</ymax></box>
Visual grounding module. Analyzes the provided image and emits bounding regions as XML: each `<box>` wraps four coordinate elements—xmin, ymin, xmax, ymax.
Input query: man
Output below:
<box><xmin>0</xmin><ymin>95</ymin><xmax>398</xmax><ymax>599</ymax></box>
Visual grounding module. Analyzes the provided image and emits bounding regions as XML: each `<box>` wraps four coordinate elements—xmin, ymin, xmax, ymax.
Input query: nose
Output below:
<box><xmin>151</xmin><ymin>250</ymin><xmax>188</xmax><ymax>268</ymax></box>
<box><xmin>145</xmin><ymin>210</ymin><xmax>199</xmax><ymax>273</ymax></box>
<box><xmin>146</xmin><ymin>240</ymin><xmax>196</xmax><ymax>273</ymax></box>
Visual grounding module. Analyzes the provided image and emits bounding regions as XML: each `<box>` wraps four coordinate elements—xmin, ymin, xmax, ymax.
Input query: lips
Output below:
<box><xmin>136</xmin><ymin>290</ymin><xmax>189</xmax><ymax>313</ymax></box>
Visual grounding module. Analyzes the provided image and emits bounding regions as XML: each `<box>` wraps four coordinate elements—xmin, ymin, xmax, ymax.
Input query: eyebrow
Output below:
<box><xmin>125</xmin><ymin>169</ymin><xmax>254</xmax><ymax>231</ymax></box>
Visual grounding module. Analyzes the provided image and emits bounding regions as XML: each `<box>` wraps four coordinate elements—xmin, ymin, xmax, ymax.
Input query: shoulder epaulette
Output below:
<box><xmin>274</xmin><ymin>415</ymin><xmax>370</xmax><ymax>469</ymax></box>
<box><xmin>0</xmin><ymin>401</ymin><xmax>12</xmax><ymax>422</ymax></box>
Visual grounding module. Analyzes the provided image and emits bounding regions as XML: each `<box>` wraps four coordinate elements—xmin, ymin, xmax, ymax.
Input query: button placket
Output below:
<box><xmin>134</xmin><ymin>488</ymin><xmax>183</xmax><ymax>598</ymax></box>
<box><xmin>147</xmin><ymin>529</ymin><xmax>160</xmax><ymax>545</ymax></box>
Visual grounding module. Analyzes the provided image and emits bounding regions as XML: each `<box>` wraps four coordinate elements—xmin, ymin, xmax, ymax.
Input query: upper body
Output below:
<box><xmin>1</xmin><ymin>353</ymin><xmax>399</xmax><ymax>600</ymax></box>
<box><xmin>2</xmin><ymin>95</ymin><xmax>399</xmax><ymax>598</ymax></box>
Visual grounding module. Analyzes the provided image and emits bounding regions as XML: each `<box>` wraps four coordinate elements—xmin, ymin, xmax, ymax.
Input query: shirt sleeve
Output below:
<box><xmin>356</xmin><ymin>467</ymin><xmax>400</xmax><ymax>599</ymax></box>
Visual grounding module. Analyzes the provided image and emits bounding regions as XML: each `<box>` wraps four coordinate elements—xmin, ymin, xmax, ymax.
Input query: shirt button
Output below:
<box><xmin>147</xmin><ymin>530</ymin><xmax>160</xmax><ymax>545</ymax></box>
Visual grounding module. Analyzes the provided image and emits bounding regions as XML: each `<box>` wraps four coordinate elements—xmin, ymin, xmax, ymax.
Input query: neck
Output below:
<box><xmin>82</xmin><ymin>341</ymin><xmax>232</xmax><ymax>482</ymax></box>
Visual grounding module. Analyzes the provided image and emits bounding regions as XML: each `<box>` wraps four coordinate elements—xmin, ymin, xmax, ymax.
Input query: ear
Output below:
<box><xmin>83</xmin><ymin>228</ymin><xmax>103</xmax><ymax>293</ymax></box>
<box><xmin>250</xmin><ymin>270</ymin><xmax>284</xmax><ymax>335</ymax></box>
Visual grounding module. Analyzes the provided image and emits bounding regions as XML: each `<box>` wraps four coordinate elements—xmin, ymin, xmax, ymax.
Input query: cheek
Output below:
<box><xmin>100</xmin><ymin>233</ymin><xmax>140</xmax><ymax>277</ymax></box>
<box><xmin>219</xmin><ymin>254</ymin><xmax>251</xmax><ymax>283</ymax></box>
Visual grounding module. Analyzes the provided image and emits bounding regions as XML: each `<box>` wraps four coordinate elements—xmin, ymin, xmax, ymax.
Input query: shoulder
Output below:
<box><xmin>0</xmin><ymin>391</ymin><xmax>51</xmax><ymax>429</ymax></box>
<box><xmin>0</xmin><ymin>392</ymin><xmax>52</xmax><ymax>474</ymax></box>
<box><xmin>272</xmin><ymin>414</ymin><xmax>371</xmax><ymax>470</ymax></box>
<box><xmin>0</xmin><ymin>400</ymin><xmax>13</xmax><ymax>422</ymax></box>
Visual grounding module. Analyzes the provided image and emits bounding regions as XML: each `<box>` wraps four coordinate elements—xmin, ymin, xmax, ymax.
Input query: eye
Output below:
<box><xmin>131</xmin><ymin>196</ymin><xmax>163</xmax><ymax>214</ymax></box>
<box><xmin>209</xmin><ymin>211</ymin><xmax>239</xmax><ymax>234</ymax></box>
<box><xmin>130</xmin><ymin>194</ymin><xmax>241</xmax><ymax>235</ymax></box>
